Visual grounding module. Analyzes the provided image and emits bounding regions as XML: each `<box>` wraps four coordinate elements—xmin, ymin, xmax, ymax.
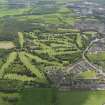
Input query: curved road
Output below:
<box><xmin>67</xmin><ymin>37</ymin><xmax>105</xmax><ymax>78</ymax></box>
<box><xmin>83</xmin><ymin>38</ymin><xmax>105</xmax><ymax>77</ymax></box>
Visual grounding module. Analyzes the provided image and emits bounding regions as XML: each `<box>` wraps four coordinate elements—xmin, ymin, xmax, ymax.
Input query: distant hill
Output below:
<box><xmin>0</xmin><ymin>0</ymin><xmax>7</xmax><ymax>3</ymax></box>
<box><xmin>87</xmin><ymin>0</ymin><xmax>105</xmax><ymax>4</ymax></box>
<box><xmin>0</xmin><ymin>0</ymin><xmax>81</xmax><ymax>4</ymax></box>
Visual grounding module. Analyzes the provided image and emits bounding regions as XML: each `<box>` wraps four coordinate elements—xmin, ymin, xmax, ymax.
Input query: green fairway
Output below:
<box><xmin>87</xmin><ymin>52</ymin><xmax>105</xmax><ymax>61</ymax></box>
<box><xmin>17</xmin><ymin>88</ymin><xmax>105</xmax><ymax>105</ymax></box>
<box><xmin>19</xmin><ymin>52</ymin><xmax>47</xmax><ymax>83</ymax></box>
<box><xmin>76</xmin><ymin>33</ymin><xmax>83</xmax><ymax>48</ymax></box>
<box><xmin>77</xmin><ymin>70</ymin><xmax>96</xmax><ymax>79</ymax></box>
<box><xmin>0</xmin><ymin>52</ymin><xmax>17</xmax><ymax>78</ymax></box>
<box><xmin>18</xmin><ymin>32</ymin><xmax>24</xmax><ymax>48</ymax></box>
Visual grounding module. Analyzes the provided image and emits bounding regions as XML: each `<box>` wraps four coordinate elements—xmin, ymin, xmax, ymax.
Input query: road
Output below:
<box><xmin>82</xmin><ymin>38</ymin><xmax>105</xmax><ymax>77</ymax></box>
<box><xmin>66</xmin><ymin>37</ymin><xmax>105</xmax><ymax>78</ymax></box>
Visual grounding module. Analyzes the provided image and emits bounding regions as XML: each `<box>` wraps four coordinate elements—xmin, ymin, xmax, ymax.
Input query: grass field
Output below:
<box><xmin>76</xmin><ymin>33</ymin><xmax>83</xmax><ymax>48</ymax></box>
<box><xmin>57</xmin><ymin>90</ymin><xmax>105</xmax><ymax>105</ymax></box>
<box><xmin>77</xmin><ymin>70</ymin><xmax>96</xmax><ymax>79</ymax></box>
<box><xmin>87</xmin><ymin>52</ymin><xmax>105</xmax><ymax>61</ymax></box>
<box><xmin>0</xmin><ymin>52</ymin><xmax>17</xmax><ymax>77</ymax></box>
<box><xmin>17</xmin><ymin>88</ymin><xmax>105</xmax><ymax>105</ymax></box>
